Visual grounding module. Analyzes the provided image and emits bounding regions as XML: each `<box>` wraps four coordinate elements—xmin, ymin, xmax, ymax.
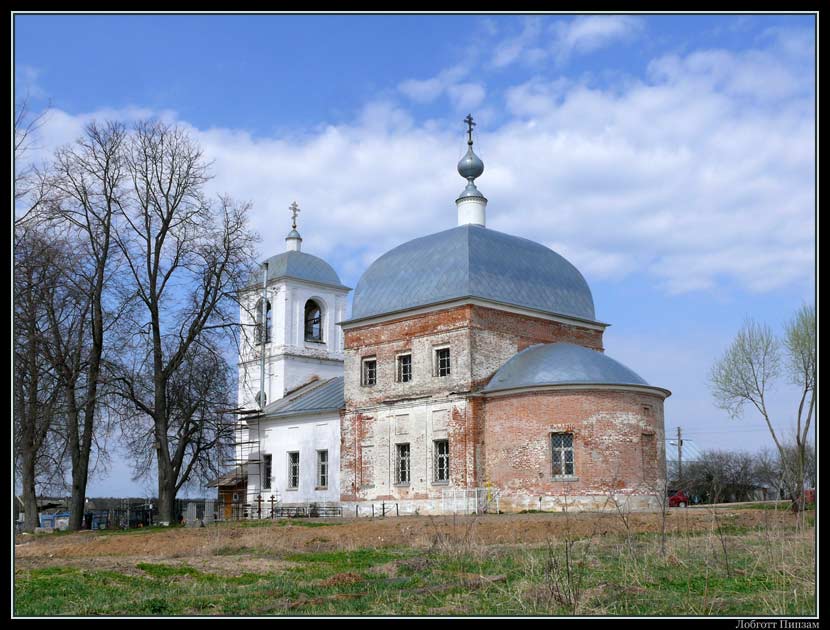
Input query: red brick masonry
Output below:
<box><xmin>482</xmin><ymin>389</ymin><xmax>666</xmax><ymax>510</ymax></box>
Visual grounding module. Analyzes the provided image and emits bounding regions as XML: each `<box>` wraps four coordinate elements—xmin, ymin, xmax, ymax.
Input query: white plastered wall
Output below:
<box><xmin>245</xmin><ymin>411</ymin><xmax>341</xmax><ymax>506</ymax></box>
<box><xmin>237</xmin><ymin>278</ymin><xmax>348</xmax><ymax>409</ymax></box>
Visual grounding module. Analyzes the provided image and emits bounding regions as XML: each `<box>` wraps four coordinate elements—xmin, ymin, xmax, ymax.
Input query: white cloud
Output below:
<box><xmin>447</xmin><ymin>82</ymin><xmax>486</xmax><ymax>111</ymax></box>
<box><xmin>550</xmin><ymin>15</ymin><xmax>643</xmax><ymax>63</ymax></box>
<box><xmin>490</xmin><ymin>16</ymin><xmax>644</xmax><ymax>69</ymax></box>
<box><xmin>25</xmin><ymin>33</ymin><xmax>814</xmax><ymax>298</ymax></box>
<box><xmin>491</xmin><ymin>17</ymin><xmax>545</xmax><ymax>68</ymax></box>
<box><xmin>398</xmin><ymin>65</ymin><xmax>467</xmax><ymax>104</ymax></box>
<box><xmin>398</xmin><ymin>65</ymin><xmax>486</xmax><ymax>113</ymax></box>
<box><xmin>15</xmin><ymin>65</ymin><xmax>47</xmax><ymax>99</ymax></box>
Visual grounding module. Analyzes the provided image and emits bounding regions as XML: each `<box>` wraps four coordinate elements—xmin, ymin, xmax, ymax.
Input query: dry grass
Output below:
<box><xmin>14</xmin><ymin>508</ymin><xmax>816</xmax><ymax>616</ymax></box>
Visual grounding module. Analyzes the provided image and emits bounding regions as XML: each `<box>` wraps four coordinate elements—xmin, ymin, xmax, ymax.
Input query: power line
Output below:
<box><xmin>681</xmin><ymin>427</ymin><xmax>784</xmax><ymax>435</ymax></box>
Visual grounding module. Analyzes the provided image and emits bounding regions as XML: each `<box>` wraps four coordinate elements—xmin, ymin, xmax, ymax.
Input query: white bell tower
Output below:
<box><xmin>237</xmin><ymin>202</ymin><xmax>350</xmax><ymax>410</ymax></box>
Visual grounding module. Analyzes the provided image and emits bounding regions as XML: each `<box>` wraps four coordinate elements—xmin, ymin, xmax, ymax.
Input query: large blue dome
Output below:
<box><xmin>350</xmin><ymin>224</ymin><xmax>596</xmax><ymax>321</ymax></box>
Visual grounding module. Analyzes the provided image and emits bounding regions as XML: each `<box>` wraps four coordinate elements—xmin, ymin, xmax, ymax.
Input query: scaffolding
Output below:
<box><xmin>216</xmin><ymin>260</ymin><xmax>270</xmax><ymax>520</ymax></box>
<box><xmin>219</xmin><ymin>407</ymin><xmax>263</xmax><ymax>519</ymax></box>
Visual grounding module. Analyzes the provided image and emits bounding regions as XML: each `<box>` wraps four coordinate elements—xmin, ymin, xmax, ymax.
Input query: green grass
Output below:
<box><xmin>727</xmin><ymin>501</ymin><xmax>792</xmax><ymax>511</ymax></box>
<box><xmin>15</xmin><ymin>520</ymin><xmax>816</xmax><ymax>616</ymax></box>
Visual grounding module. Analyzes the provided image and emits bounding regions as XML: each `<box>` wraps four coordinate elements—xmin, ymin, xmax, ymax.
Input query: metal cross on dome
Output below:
<box><xmin>289</xmin><ymin>201</ymin><xmax>300</xmax><ymax>229</ymax></box>
<box><xmin>464</xmin><ymin>113</ymin><xmax>476</xmax><ymax>145</ymax></box>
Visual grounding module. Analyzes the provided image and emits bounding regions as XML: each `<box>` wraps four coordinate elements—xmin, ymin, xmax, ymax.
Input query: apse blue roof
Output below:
<box><xmin>264</xmin><ymin>376</ymin><xmax>344</xmax><ymax>418</ymax></box>
<box><xmin>248</xmin><ymin>251</ymin><xmax>348</xmax><ymax>290</ymax></box>
<box><xmin>482</xmin><ymin>342</ymin><xmax>651</xmax><ymax>393</ymax></box>
<box><xmin>350</xmin><ymin>225</ymin><xmax>596</xmax><ymax>322</ymax></box>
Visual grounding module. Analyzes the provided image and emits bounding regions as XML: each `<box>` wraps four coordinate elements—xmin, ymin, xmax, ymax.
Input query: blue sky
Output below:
<box><xmin>15</xmin><ymin>13</ymin><xmax>816</xmax><ymax>496</ymax></box>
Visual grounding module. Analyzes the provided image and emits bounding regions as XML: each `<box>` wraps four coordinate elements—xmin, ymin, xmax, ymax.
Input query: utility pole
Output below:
<box><xmin>676</xmin><ymin>426</ymin><xmax>683</xmax><ymax>487</ymax></box>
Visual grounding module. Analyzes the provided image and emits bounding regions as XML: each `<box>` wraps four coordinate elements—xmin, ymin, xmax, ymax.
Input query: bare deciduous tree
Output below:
<box><xmin>119</xmin><ymin>339</ymin><xmax>236</xmax><ymax>500</ymax></box>
<box><xmin>14</xmin><ymin>95</ymin><xmax>50</xmax><ymax>224</ymax></box>
<box><xmin>681</xmin><ymin>450</ymin><xmax>758</xmax><ymax>504</ymax></box>
<box><xmin>14</xmin><ymin>226</ymin><xmax>64</xmax><ymax>531</ymax></box>
<box><xmin>782</xmin><ymin>304</ymin><xmax>816</xmax><ymax>511</ymax></box>
<box><xmin>112</xmin><ymin>121</ymin><xmax>257</xmax><ymax>525</ymax></box>
<box><xmin>709</xmin><ymin>306</ymin><xmax>816</xmax><ymax>511</ymax></box>
<box><xmin>40</xmin><ymin>121</ymin><xmax>128</xmax><ymax>530</ymax></box>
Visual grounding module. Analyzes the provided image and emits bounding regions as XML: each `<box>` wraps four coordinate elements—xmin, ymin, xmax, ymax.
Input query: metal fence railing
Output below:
<box><xmin>441</xmin><ymin>488</ymin><xmax>500</xmax><ymax>515</ymax></box>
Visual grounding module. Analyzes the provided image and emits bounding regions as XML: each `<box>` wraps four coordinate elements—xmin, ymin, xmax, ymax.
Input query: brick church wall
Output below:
<box><xmin>341</xmin><ymin>303</ymin><xmax>612</xmax><ymax>506</ymax></box>
<box><xmin>482</xmin><ymin>389</ymin><xmax>667</xmax><ymax>512</ymax></box>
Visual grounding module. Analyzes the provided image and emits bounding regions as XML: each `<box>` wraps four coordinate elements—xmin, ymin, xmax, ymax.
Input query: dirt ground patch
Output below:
<box><xmin>14</xmin><ymin>508</ymin><xmax>799</xmax><ymax>570</ymax></box>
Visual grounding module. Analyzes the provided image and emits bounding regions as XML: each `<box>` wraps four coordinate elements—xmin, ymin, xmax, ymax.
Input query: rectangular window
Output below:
<box><xmin>361</xmin><ymin>357</ymin><xmax>377</xmax><ymax>386</ymax></box>
<box><xmin>287</xmin><ymin>452</ymin><xmax>300</xmax><ymax>489</ymax></box>
<box><xmin>396</xmin><ymin>353</ymin><xmax>412</xmax><ymax>383</ymax></box>
<box><xmin>263</xmin><ymin>454</ymin><xmax>272</xmax><ymax>490</ymax></box>
<box><xmin>395</xmin><ymin>443</ymin><xmax>411</xmax><ymax>485</ymax></box>
<box><xmin>435</xmin><ymin>347</ymin><xmax>451</xmax><ymax>377</ymax></box>
<box><xmin>551</xmin><ymin>433</ymin><xmax>575</xmax><ymax>477</ymax></box>
<box><xmin>433</xmin><ymin>439</ymin><xmax>450</xmax><ymax>483</ymax></box>
<box><xmin>317</xmin><ymin>450</ymin><xmax>328</xmax><ymax>489</ymax></box>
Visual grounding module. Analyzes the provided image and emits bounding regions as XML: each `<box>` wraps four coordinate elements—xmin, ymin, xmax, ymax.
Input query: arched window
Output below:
<box><xmin>255</xmin><ymin>390</ymin><xmax>267</xmax><ymax>408</ymax></box>
<box><xmin>304</xmin><ymin>300</ymin><xmax>323</xmax><ymax>342</ymax></box>
<box><xmin>256</xmin><ymin>298</ymin><xmax>271</xmax><ymax>345</ymax></box>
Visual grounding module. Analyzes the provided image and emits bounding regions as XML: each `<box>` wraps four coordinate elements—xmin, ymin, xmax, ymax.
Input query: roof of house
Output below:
<box><xmin>207</xmin><ymin>470</ymin><xmax>247</xmax><ymax>488</ymax></box>
<box><xmin>349</xmin><ymin>224</ymin><xmax>596</xmax><ymax>322</ymax></box>
<box><xmin>263</xmin><ymin>376</ymin><xmax>345</xmax><ymax>418</ymax></box>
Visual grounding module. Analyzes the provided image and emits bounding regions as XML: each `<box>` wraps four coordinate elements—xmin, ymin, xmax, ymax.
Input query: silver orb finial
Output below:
<box><xmin>455</xmin><ymin>114</ymin><xmax>488</xmax><ymax>226</ymax></box>
<box><xmin>457</xmin><ymin>114</ymin><xmax>485</xmax><ymax>195</ymax></box>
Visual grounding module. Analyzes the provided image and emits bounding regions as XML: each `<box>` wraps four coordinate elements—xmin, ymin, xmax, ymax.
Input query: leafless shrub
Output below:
<box><xmin>425</xmin><ymin>513</ymin><xmax>482</xmax><ymax>561</ymax></box>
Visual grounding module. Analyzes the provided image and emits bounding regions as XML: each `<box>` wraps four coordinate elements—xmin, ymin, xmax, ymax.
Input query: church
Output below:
<box><xmin>227</xmin><ymin>116</ymin><xmax>670</xmax><ymax>515</ymax></box>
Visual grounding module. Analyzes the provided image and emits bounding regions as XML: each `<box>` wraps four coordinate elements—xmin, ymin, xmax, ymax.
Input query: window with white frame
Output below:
<box><xmin>263</xmin><ymin>453</ymin><xmax>272</xmax><ymax>490</ymax></box>
<box><xmin>287</xmin><ymin>452</ymin><xmax>300</xmax><ymax>489</ymax></box>
<box><xmin>551</xmin><ymin>433</ymin><xmax>575</xmax><ymax>476</ymax></box>
<box><xmin>434</xmin><ymin>346</ymin><xmax>451</xmax><ymax>377</ymax></box>
<box><xmin>396</xmin><ymin>353</ymin><xmax>412</xmax><ymax>383</ymax></box>
<box><xmin>433</xmin><ymin>439</ymin><xmax>449</xmax><ymax>483</ymax></box>
<box><xmin>395</xmin><ymin>443</ymin><xmax>410</xmax><ymax>484</ymax></box>
<box><xmin>361</xmin><ymin>357</ymin><xmax>377</xmax><ymax>386</ymax></box>
<box><xmin>317</xmin><ymin>450</ymin><xmax>328</xmax><ymax>489</ymax></box>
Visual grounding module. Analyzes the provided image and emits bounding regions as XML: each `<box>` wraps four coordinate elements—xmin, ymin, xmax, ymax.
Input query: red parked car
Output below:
<box><xmin>669</xmin><ymin>490</ymin><xmax>690</xmax><ymax>508</ymax></box>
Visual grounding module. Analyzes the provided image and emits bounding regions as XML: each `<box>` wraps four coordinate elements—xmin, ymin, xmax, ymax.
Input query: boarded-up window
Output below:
<box><xmin>359</xmin><ymin>444</ymin><xmax>374</xmax><ymax>488</ymax></box>
<box><xmin>641</xmin><ymin>432</ymin><xmax>657</xmax><ymax>484</ymax></box>
<box><xmin>395</xmin><ymin>414</ymin><xmax>409</xmax><ymax>435</ymax></box>
<box><xmin>432</xmin><ymin>409</ymin><xmax>449</xmax><ymax>431</ymax></box>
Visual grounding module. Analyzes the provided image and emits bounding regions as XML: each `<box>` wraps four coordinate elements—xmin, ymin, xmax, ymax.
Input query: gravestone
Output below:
<box><xmin>203</xmin><ymin>500</ymin><xmax>215</xmax><ymax>525</ymax></box>
<box><xmin>185</xmin><ymin>502</ymin><xmax>199</xmax><ymax>527</ymax></box>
